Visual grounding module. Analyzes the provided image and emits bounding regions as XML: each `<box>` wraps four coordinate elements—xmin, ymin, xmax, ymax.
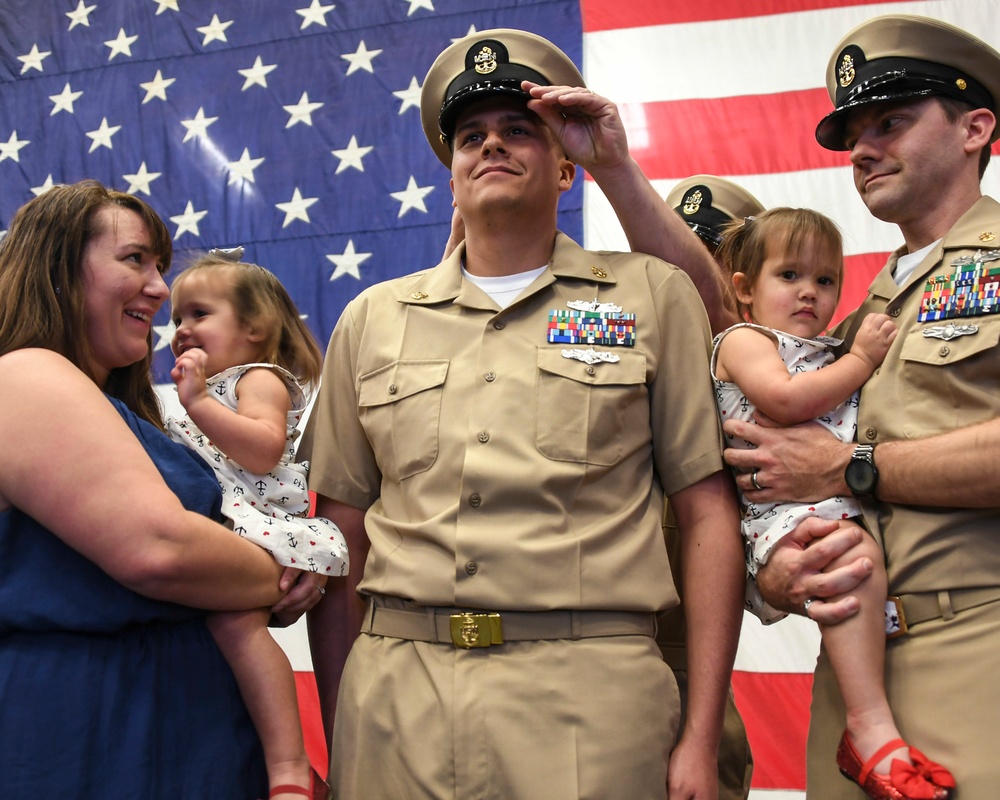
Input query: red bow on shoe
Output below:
<box><xmin>889</xmin><ymin>748</ymin><xmax>956</xmax><ymax>800</ymax></box>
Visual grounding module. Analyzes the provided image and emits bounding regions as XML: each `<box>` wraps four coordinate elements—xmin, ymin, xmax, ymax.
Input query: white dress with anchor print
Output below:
<box><xmin>712</xmin><ymin>323</ymin><xmax>860</xmax><ymax>623</ymax></box>
<box><xmin>166</xmin><ymin>363</ymin><xmax>349</xmax><ymax>576</ymax></box>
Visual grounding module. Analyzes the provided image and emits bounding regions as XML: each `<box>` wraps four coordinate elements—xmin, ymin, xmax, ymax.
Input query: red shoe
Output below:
<box><xmin>269</xmin><ymin>767</ymin><xmax>329</xmax><ymax>800</ymax></box>
<box><xmin>836</xmin><ymin>731</ymin><xmax>955</xmax><ymax>800</ymax></box>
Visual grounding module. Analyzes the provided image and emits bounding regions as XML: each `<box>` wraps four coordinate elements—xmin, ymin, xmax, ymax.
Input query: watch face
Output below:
<box><xmin>846</xmin><ymin>458</ymin><xmax>877</xmax><ymax>495</ymax></box>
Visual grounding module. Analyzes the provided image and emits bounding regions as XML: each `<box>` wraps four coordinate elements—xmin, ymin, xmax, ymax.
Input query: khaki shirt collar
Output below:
<box><xmin>874</xmin><ymin>195</ymin><xmax>1000</xmax><ymax>299</ymax></box>
<box><xmin>395</xmin><ymin>232</ymin><xmax>619</xmax><ymax>311</ymax></box>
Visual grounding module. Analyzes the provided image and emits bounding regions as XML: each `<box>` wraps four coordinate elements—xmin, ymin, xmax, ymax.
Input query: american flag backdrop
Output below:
<box><xmin>2</xmin><ymin>1</ymin><xmax>997</xmax><ymax>798</ymax></box>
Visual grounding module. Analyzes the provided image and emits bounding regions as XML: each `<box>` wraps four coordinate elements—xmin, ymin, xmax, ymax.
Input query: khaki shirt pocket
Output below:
<box><xmin>893</xmin><ymin>318</ymin><xmax>1000</xmax><ymax>436</ymax></box>
<box><xmin>358</xmin><ymin>359</ymin><xmax>449</xmax><ymax>481</ymax></box>
<box><xmin>899</xmin><ymin>318</ymin><xmax>999</xmax><ymax>378</ymax></box>
<box><xmin>536</xmin><ymin>347</ymin><xmax>648</xmax><ymax>466</ymax></box>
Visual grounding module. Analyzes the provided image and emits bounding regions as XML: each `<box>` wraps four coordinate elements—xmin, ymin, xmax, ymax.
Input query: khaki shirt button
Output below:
<box><xmin>493</xmin><ymin>321</ymin><xmax>506</xmax><ymax>330</ymax></box>
<box><xmin>477</xmin><ymin>431</ymin><xmax>490</xmax><ymax>443</ymax></box>
<box><xmin>484</xmin><ymin>372</ymin><xmax>496</xmax><ymax>382</ymax></box>
<box><xmin>889</xmin><ymin>307</ymin><xmax>901</xmax><ymax>318</ymax></box>
<box><xmin>469</xmin><ymin>493</ymin><xmax>482</xmax><ymax>507</ymax></box>
<box><xmin>465</xmin><ymin>561</ymin><xmax>478</xmax><ymax>575</ymax></box>
<box><xmin>864</xmin><ymin>427</ymin><xmax>877</xmax><ymax>441</ymax></box>
<box><xmin>939</xmin><ymin>345</ymin><xmax>950</xmax><ymax>357</ymax></box>
<box><xmin>388</xmin><ymin>383</ymin><xmax>397</xmax><ymax>394</ymax></box>
<box><xmin>586</xmin><ymin>366</ymin><xmax>596</xmax><ymax>376</ymax></box>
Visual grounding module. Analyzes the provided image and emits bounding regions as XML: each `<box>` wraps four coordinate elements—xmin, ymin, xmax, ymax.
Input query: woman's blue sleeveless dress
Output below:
<box><xmin>0</xmin><ymin>398</ymin><xmax>268</xmax><ymax>799</ymax></box>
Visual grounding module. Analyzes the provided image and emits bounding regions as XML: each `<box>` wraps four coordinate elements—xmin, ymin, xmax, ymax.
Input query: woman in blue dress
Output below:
<box><xmin>0</xmin><ymin>181</ymin><xmax>326</xmax><ymax>799</ymax></box>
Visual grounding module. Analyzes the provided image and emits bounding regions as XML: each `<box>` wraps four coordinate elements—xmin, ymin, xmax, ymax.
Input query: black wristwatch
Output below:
<box><xmin>845</xmin><ymin>444</ymin><xmax>879</xmax><ymax>498</ymax></box>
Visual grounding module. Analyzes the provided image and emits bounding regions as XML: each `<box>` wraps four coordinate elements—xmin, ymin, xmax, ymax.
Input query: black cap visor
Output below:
<box><xmin>816</xmin><ymin>60</ymin><xmax>994</xmax><ymax>150</ymax></box>
<box><xmin>439</xmin><ymin>63</ymin><xmax>549</xmax><ymax>144</ymax></box>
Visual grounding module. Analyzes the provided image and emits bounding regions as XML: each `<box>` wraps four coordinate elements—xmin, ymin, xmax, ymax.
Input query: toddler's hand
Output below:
<box><xmin>171</xmin><ymin>348</ymin><xmax>210</xmax><ymax>411</ymax></box>
<box><xmin>850</xmin><ymin>312</ymin><xmax>897</xmax><ymax>370</ymax></box>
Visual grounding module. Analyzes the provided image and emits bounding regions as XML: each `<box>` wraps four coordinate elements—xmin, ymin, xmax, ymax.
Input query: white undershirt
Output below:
<box><xmin>893</xmin><ymin>239</ymin><xmax>940</xmax><ymax>286</ymax></box>
<box><xmin>462</xmin><ymin>263</ymin><xmax>548</xmax><ymax>309</ymax></box>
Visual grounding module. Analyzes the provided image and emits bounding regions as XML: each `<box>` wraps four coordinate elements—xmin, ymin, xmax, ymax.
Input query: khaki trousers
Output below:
<box><xmin>329</xmin><ymin>626</ymin><xmax>679</xmax><ymax>799</ymax></box>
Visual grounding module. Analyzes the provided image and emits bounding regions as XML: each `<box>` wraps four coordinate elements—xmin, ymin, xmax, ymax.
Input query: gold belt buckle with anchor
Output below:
<box><xmin>449</xmin><ymin>612</ymin><xmax>504</xmax><ymax>648</ymax></box>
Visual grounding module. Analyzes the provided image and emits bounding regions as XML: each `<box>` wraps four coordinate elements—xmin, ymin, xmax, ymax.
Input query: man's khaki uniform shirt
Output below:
<box><xmin>807</xmin><ymin>196</ymin><xmax>1000</xmax><ymax>800</ymax></box>
<box><xmin>836</xmin><ymin>195</ymin><xmax>1000</xmax><ymax>594</ymax></box>
<box><xmin>301</xmin><ymin>232</ymin><xmax>724</xmax><ymax>613</ymax></box>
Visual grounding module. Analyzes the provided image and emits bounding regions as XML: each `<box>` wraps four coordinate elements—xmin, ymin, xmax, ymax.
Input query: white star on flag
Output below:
<box><xmin>326</xmin><ymin>240</ymin><xmax>372</xmax><ymax>281</ymax></box>
<box><xmin>239</xmin><ymin>56</ymin><xmax>277</xmax><ymax>90</ymax></box>
<box><xmin>0</xmin><ymin>131</ymin><xmax>29</xmax><ymax>163</ymax></box>
<box><xmin>276</xmin><ymin>188</ymin><xmax>319</xmax><ymax>228</ymax></box>
<box><xmin>197</xmin><ymin>14</ymin><xmax>233</xmax><ymax>46</ymax></box>
<box><xmin>30</xmin><ymin>175</ymin><xmax>57</xmax><ymax>196</ymax></box>
<box><xmin>49</xmin><ymin>83</ymin><xmax>83</xmax><ymax>115</ymax></box>
<box><xmin>393</xmin><ymin>77</ymin><xmax>422</xmax><ymax>113</ymax></box>
<box><xmin>180</xmin><ymin>108</ymin><xmax>219</xmax><ymax>141</ymax></box>
<box><xmin>153</xmin><ymin>322</ymin><xmax>176</xmax><ymax>352</ymax></box>
<box><xmin>86</xmin><ymin>118</ymin><xmax>122</xmax><ymax>152</ymax></box>
<box><xmin>283</xmin><ymin>93</ymin><xmax>323</xmax><ymax>128</ymax></box>
<box><xmin>170</xmin><ymin>201</ymin><xmax>208</xmax><ymax>239</ymax></box>
<box><xmin>18</xmin><ymin>44</ymin><xmax>51</xmax><ymax>74</ymax></box>
<box><xmin>296</xmin><ymin>0</ymin><xmax>336</xmax><ymax>29</ymax></box>
<box><xmin>403</xmin><ymin>0</ymin><xmax>434</xmax><ymax>16</ymax></box>
<box><xmin>140</xmin><ymin>70</ymin><xmax>175</xmax><ymax>103</ymax></box>
<box><xmin>391</xmin><ymin>176</ymin><xmax>434</xmax><ymax>217</ymax></box>
<box><xmin>66</xmin><ymin>1</ymin><xmax>96</xmax><ymax>30</ymax></box>
<box><xmin>331</xmin><ymin>136</ymin><xmax>373</xmax><ymax>173</ymax></box>
<box><xmin>104</xmin><ymin>29</ymin><xmax>138</xmax><ymax>60</ymax></box>
<box><xmin>151</xmin><ymin>0</ymin><xmax>179</xmax><ymax>15</ymax></box>
<box><xmin>122</xmin><ymin>162</ymin><xmax>162</xmax><ymax>195</ymax></box>
<box><xmin>227</xmin><ymin>148</ymin><xmax>266</xmax><ymax>184</ymax></box>
<box><xmin>342</xmin><ymin>41</ymin><xmax>382</xmax><ymax>75</ymax></box>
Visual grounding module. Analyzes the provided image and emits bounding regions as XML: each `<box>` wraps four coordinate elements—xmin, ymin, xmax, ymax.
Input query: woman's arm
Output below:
<box><xmin>173</xmin><ymin>352</ymin><xmax>289</xmax><ymax>474</ymax></box>
<box><xmin>0</xmin><ymin>348</ymin><xmax>285</xmax><ymax>610</ymax></box>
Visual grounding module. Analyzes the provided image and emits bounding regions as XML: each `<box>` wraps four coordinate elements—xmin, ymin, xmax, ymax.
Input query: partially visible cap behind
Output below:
<box><xmin>815</xmin><ymin>14</ymin><xmax>1000</xmax><ymax>150</ymax></box>
<box><xmin>666</xmin><ymin>175</ymin><xmax>766</xmax><ymax>251</ymax></box>
<box><xmin>420</xmin><ymin>28</ymin><xmax>585</xmax><ymax>166</ymax></box>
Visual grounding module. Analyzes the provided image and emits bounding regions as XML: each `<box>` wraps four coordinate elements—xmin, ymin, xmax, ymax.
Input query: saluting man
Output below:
<box><xmin>301</xmin><ymin>28</ymin><xmax>743</xmax><ymax>800</ymax></box>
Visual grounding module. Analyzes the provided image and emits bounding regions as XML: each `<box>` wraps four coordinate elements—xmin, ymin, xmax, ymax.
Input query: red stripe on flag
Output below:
<box><xmin>838</xmin><ymin>251</ymin><xmax>889</xmax><ymax>325</ymax></box>
<box><xmin>618</xmin><ymin>90</ymin><xmax>848</xmax><ymax>179</ymax></box>
<box><xmin>733</xmin><ymin>670</ymin><xmax>814</xmax><ymax>790</ymax></box>
<box><xmin>581</xmin><ymin>0</ymin><xmax>915</xmax><ymax>31</ymax></box>
<box><xmin>607</xmin><ymin>96</ymin><xmax>1000</xmax><ymax>183</ymax></box>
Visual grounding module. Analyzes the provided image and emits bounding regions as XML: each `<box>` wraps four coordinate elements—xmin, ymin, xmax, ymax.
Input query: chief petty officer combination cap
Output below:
<box><xmin>665</xmin><ymin>175</ymin><xmax>766</xmax><ymax>251</ymax></box>
<box><xmin>815</xmin><ymin>14</ymin><xmax>1000</xmax><ymax>151</ymax></box>
<box><xmin>420</xmin><ymin>28</ymin><xmax>586</xmax><ymax>166</ymax></box>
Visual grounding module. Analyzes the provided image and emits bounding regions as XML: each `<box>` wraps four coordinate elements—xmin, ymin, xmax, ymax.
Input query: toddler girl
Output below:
<box><xmin>713</xmin><ymin>209</ymin><xmax>952</xmax><ymax>800</ymax></box>
<box><xmin>167</xmin><ymin>248</ymin><xmax>348</xmax><ymax>800</ymax></box>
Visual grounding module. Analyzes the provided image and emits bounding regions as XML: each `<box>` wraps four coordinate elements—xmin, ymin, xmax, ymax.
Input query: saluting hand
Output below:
<box><xmin>523</xmin><ymin>81</ymin><xmax>630</xmax><ymax>172</ymax></box>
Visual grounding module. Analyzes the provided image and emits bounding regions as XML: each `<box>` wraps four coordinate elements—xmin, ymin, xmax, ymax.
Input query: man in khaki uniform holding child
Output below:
<box><xmin>720</xmin><ymin>15</ymin><xmax>1000</xmax><ymax>799</ymax></box>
